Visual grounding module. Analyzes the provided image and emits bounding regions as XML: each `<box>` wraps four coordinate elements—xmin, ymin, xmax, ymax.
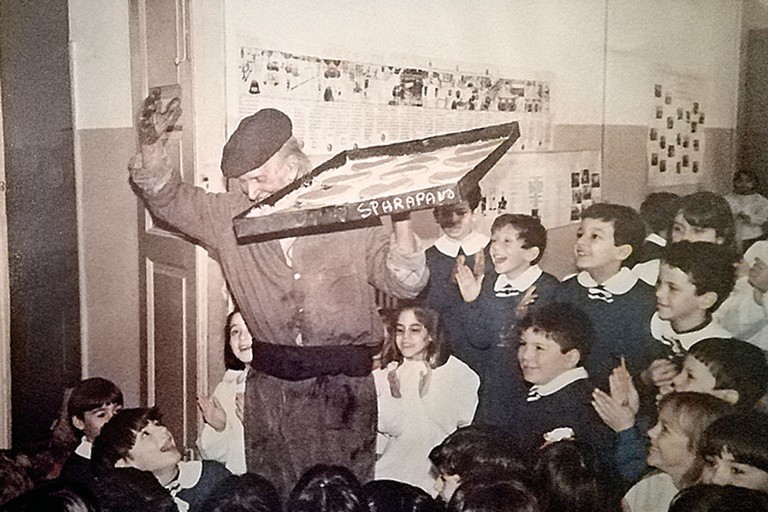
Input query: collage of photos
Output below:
<box><xmin>647</xmin><ymin>80</ymin><xmax>705</xmax><ymax>186</ymax></box>
<box><xmin>570</xmin><ymin>168</ymin><xmax>602</xmax><ymax>221</ymax></box>
<box><xmin>239</xmin><ymin>47</ymin><xmax>551</xmax><ymax>114</ymax></box>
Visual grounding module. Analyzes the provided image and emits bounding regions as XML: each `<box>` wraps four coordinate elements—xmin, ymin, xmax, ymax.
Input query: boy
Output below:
<box><xmin>459</xmin><ymin>213</ymin><xmax>559</xmax><ymax>427</ymax></box>
<box><xmin>700</xmin><ymin>411</ymin><xmax>768</xmax><ymax>493</ymax></box>
<box><xmin>669</xmin><ymin>337</ymin><xmax>768</xmax><ymax>410</ymax></box>
<box><xmin>647</xmin><ymin>241</ymin><xmax>736</xmax><ymax>390</ymax></box>
<box><xmin>59</xmin><ymin>377</ymin><xmax>123</xmax><ymax>487</ymax></box>
<box><xmin>428</xmin><ymin>425</ymin><xmax>524</xmax><ymax>504</ymax></box>
<box><xmin>554</xmin><ymin>203</ymin><xmax>656</xmax><ymax>387</ymax></box>
<box><xmin>514</xmin><ymin>302</ymin><xmax>615</xmax><ymax>475</ymax></box>
<box><xmin>420</xmin><ymin>186</ymin><xmax>489</xmax><ymax>373</ymax></box>
<box><xmin>632</xmin><ymin>192</ymin><xmax>679</xmax><ymax>286</ymax></box>
<box><xmin>92</xmin><ymin>407</ymin><xmax>230</xmax><ymax>512</ymax></box>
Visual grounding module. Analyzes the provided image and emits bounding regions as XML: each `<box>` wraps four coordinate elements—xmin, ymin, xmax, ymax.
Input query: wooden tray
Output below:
<box><xmin>233</xmin><ymin>121</ymin><xmax>519</xmax><ymax>239</ymax></box>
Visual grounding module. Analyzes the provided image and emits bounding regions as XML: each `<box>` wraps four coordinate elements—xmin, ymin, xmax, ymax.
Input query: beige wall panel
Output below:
<box><xmin>78</xmin><ymin>127</ymin><xmax>140</xmax><ymax>406</ymax></box>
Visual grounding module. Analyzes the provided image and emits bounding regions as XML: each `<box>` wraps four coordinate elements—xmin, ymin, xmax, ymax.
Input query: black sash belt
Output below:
<box><xmin>249</xmin><ymin>341</ymin><xmax>376</xmax><ymax>381</ymax></box>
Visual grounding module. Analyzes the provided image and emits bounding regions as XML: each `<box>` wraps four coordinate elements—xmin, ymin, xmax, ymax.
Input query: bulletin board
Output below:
<box><xmin>647</xmin><ymin>72</ymin><xmax>706</xmax><ymax>187</ymax></box>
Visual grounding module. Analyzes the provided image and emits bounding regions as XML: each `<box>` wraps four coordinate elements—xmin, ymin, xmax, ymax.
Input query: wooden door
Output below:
<box><xmin>129</xmin><ymin>0</ymin><xmax>199</xmax><ymax>453</ymax></box>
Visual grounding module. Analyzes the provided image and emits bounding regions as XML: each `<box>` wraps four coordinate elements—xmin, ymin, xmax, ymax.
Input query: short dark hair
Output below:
<box><xmin>640</xmin><ymin>192</ymin><xmax>679</xmax><ymax>235</ymax></box>
<box><xmin>428</xmin><ymin>426</ymin><xmax>525</xmax><ymax>481</ymax></box>
<box><xmin>518</xmin><ymin>303</ymin><xmax>593</xmax><ymax>363</ymax></box>
<box><xmin>581</xmin><ymin>203</ymin><xmax>646</xmax><ymax>266</ymax></box>
<box><xmin>669</xmin><ymin>483</ymin><xmax>768</xmax><ymax>512</ymax></box>
<box><xmin>661</xmin><ymin>241</ymin><xmax>737</xmax><ymax>312</ymax></box>
<box><xmin>491</xmin><ymin>214</ymin><xmax>547</xmax><ymax>265</ymax></box>
<box><xmin>534</xmin><ymin>440</ymin><xmax>618</xmax><ymax>512</ymax></box>
<box><xmin>447</xmin><ymin>478</ymin><xmax>539</xmax><ymax>512</ymax></box>
<box><xmin>701</xmin><ymin>411</ymin><xmax>768</xmax><ymax>474</ymax></box>
<box><xmin>688</xmin><ymin>338</ymin><xmax>768</xmax><ymax>409</ymax></box>
<box><xmin>91</xmin><ymin>407</ymin><xmax>162</xmax><ymax>473</ymax></box>
<box><xmin>676</xmin><ymin>192</ymin><xmax>736</xmax><ymax>251</ymax></box>
<box><xmin>287</xmin><ymin>465</ymin><xmax>366</xmax><ymax>512</ymax></box>
<box><xmin>363</xmin><ymin>480</ymin><xmax>442</xmax><ymax>512</ymax></box>
<box><xmin>68</xmin><ymin>377</ymin><xmax>123</xmax><ymax>422</ymax></box>
<box><xmin>380</xmin><ymin>305</ymin><xmax>450</xmax><ymax>369</ymax></box>
<box><xmin>202</xmin><ymin>473</ymin><xmax>282</xmax><ymax>512</ymax></box>
<box><xmin>224</xmin><ymin>310</ymin><xmax>247</xmax><ymax>371</ymax></box>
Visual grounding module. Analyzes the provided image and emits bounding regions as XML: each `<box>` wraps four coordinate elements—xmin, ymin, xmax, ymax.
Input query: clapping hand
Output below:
<box><xmin>455</xmin><ymin>252</ymin><xmax>485</xmax><ymax>302</ymax></box>
<box><xmin>197</xmin><ymin>395</ymin><xmax>227</xmax><ymax>432</ymax></box>
<box><xmin>592</xmin><ymin>358</ymin><xmax>639</xmax><ymax>432</ymax></box>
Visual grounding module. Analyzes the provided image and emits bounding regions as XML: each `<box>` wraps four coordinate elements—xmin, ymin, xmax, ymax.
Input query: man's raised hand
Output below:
<box><xmin>138</xmin><ymin>88</ymin><xmax>182</xmax><ymax>145</ymax></box>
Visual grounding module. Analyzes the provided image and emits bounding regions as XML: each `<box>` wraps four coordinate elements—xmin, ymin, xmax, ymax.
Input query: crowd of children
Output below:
<box><xmin>4</xmin><ymin>182</ymin><xmax>768</xmax><ymax>511</ymax></box>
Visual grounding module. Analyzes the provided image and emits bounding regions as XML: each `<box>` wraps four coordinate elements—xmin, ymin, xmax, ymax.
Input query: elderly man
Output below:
<box><xmin>129</xmin><ymin>92</ymin><xmax>428</xmax><ymax>495</ymax></box>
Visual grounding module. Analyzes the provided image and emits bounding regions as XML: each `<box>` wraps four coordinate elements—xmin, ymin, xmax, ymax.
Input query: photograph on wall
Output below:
<box><xmin>236</xmin><ymin>44</ymin><xmax>554</xmax><ymax>159</ymax></box>
<box><xmin>647</xmin><ymin>73</ymin><xmax>706</xmax><ymax>187</ymax></box>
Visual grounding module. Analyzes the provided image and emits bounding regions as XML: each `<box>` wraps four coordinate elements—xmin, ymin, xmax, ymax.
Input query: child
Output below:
<box><xmin>59</xmin><ymin>377</ymin><xmax>124</xmax><ymax>487</ymax></box>
<box><xmin>632</xmin><ymin>192</ymin><xmax>679</xmax><ymax>286</ymax></box>
<box><xmin>428</xmin><ymin>426</ymin><xmax>526</xmax><ymax>504</ymax></box>
<box><xmin>420</xmin><ymin>187</ymin><xmax>489</xmax><ymax>372</ymax></box>
<box><xmin>287</xmin><ymin>464</ymin><xmax>367</xmax><ymax>512</ymax></box>
<box><xmin>650</xmin><ymin>242</ymin><xmax>736</xmax><ymax>360</ymax></box>
<box><xmin>461</xmin><ymin>213</ymin><xmax>559</xmax><ymax>428</ymax></box>
<box><xmin>197</xmin><ymin>309</ymin><xmax>251</xmax><ymax>474</ymax></box>
<box><xmin>623</xmin><ymin>392</ymin><xmax>732</xmax><ymax>512</ymax></box>
<box><xmin>91</xmin><ymin>407</ymin><xmax>230</xmax><ymax>512</ymax></box>
<box><xmin>700</xmin><ymin>411</ymin><xmax>768</xmax><ymax>493</ymax></box>
<box><xmin>725</xmin><ymin>170</ymin><xmax>768</xmax><ymax>252</ymax></box>
<box><xmin>554</xmin><ymin>203</ymin><xmax>657</xmax><ymax>387</ymax></box>
<box><xmin>669</xmin><ymin>484</ymin><xmax>768</xmax><ymax>512</ymax></box>
<box><xmin>446</xmin><ymin>478</ymin><xmax>539</xmax><ymax>512</ymax></box>
<box><xmin>534</xmin><ymin>440</ymin><xmax>621</xmax><ymax>512</ymax></box>
<box><xmin>671</xmin><ymin>191</ymin><xmax>736</xmax><ymax>251</ymax></box>
<box><xmin>514</xmin><ymin>302</ymin><xmax>615</xmax><ymax>475</ymax></box>
<box><xmin>669</xmin><ymin>337</ymin><xmax>768</xmax><ymax>410</ymax></box>
<box><xmin>374</xmin><ymin>305</ymin><xmax>479</xmax><ymax>494</ymax></box>
<box><xmin>202</xmin><ymin>473</ymin><xmax>282</xmax><ymax>512</ymax></box>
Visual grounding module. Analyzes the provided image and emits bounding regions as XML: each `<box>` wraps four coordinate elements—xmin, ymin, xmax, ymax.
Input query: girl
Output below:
<box><xmin>197</xmin><ymin>310</ymin><xmax>252</xmax><ymax>474</ymax></box>
<box><xmin>374</xmin><ymin>305</ymin><xmax>480</xmax><ymax>494</ymax></box>
<box><xmin>623</xmin><ymin>392</ymin><xmax>732</xmax><ymax>512</ymax></box>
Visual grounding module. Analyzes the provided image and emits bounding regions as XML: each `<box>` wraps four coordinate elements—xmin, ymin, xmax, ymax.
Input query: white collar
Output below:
<box><xmin>529</xmin><ymin>367</ymin><xmax>589</xmax><ymax>398</ymax></box>
<box><xmin>576</xmin><ymin>267</ymin><xmax>638</xmax><ymax>295</ymax></box>
<box><xmin>650</xmin><ymin>312</ymin><xmax>732</xmax><ymax>353</ymax></box>
<box><xmin>75</xmin><ymin>437</ymin><xmax>92</xmax><ymax>459</ymax></box>
<box><xmin>646</xmin><ymin>233</ymin><xmax>667</xmax><ymax>247</ymax></box>
<box><xmin>495</xmin><ymin>265</ymin><xmax>543</xmax><ymax>292</ymax></box>
<box><xmin>433</xmin><ymin>231</ymin><xmax>489</xmax><ymax>257</ymax></box>
<box><xmin>222</xmin><ymin>368</ymin><xmax>248</xmax><ymax>385</ymax></box>
<box><xmin>164</xmin><ymin>460</ymin><xmax>203</xmax><ymax>512</ymax></box>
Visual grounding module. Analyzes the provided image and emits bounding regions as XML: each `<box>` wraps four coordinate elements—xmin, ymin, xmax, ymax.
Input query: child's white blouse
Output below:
<box><xmin>197</xmin><ymin>368</ymin><xmax>247</xmax><ymax>474</ymax></box>
<box><xmin>373</xmin><ymin>356</ymin><xmax>479</xmax><ymax>494</ymax></box>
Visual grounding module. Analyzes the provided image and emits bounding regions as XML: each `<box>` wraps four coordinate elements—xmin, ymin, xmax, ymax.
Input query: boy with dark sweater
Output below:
<box><xmin>645</xmin><ymin>241</ymin><xmax>736</xmax><ymax>391</ymax></box>
<box><xmin>514</xmin><ymin>302</ymin><xmax>615</xmax><ymax>476</ymax></box>
<box><xmin>554</xmin><ymin>203</ymin><xmax>657</xmax><ymax>388</ymax></box>
<box><xmin>59</xmin><ymin>377</ymin><xmax>123</xmax><ymax>488</ymax></box>
<box><xmin>458</xmin><ymin>213</ymin><xmax>559</xmax><ymax>428</ymax></box>
<box><xmin>92</xmin><ymin>407</ymin><xmax>230</xmax><ymax>512</ymax></box>
<box><xmin>420</xmin><ymin>186</ymin><xmax>490</xmax><ymax>373</ymax></box>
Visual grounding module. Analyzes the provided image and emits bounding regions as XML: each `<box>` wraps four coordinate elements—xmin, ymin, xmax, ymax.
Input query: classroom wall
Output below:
<box><xmin>68</xmin><ymin>0</ymin><xmax>140</xmax><ymax>406</ymax></box>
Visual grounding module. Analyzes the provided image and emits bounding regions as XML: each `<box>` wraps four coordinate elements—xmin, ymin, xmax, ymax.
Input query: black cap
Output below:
<box><xmin>221</xmin><ymin>108</ymin><xmax>292</xmax><ymax>178</ymax></box>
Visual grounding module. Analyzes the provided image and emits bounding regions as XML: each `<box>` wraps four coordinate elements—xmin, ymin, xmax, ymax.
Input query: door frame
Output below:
<box><xmin>0</xmin><ymin>70</ymin><xmax>12</xmax><ymax>448</ymax></box>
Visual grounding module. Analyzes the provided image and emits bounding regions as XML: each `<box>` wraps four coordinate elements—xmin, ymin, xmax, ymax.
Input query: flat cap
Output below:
<box><xmin>221</xmin><ymin>108</ymin><xmax>292</xmax><ymax>178</ymax></box>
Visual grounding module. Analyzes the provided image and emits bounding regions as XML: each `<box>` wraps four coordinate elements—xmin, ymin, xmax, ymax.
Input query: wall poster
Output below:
<box><xmin>647</xmin><ymin>72</ymin><xmax>706</xmax><ymax>187</ymax></box>
<box><xmin>234</xmin><ymin>41</ymin><xmax>598</xmax><ymax>228</ymax></box>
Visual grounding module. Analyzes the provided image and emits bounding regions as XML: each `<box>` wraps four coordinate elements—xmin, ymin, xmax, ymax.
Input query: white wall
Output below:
<box><xmin>68</xmin><ymin>0</ymin><xmax>133</xmax><ymax>129</ymax></box>
<box><xmin>227</xmin><ymin>0</ymin><xmax>742</xmax><ymax>128</ymax></box>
